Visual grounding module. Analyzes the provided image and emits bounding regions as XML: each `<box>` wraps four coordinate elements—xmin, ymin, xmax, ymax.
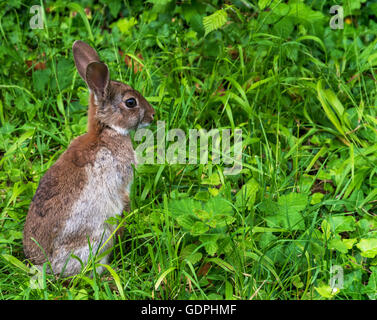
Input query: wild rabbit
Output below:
<box><xmin>23</xmin><ymin>40</ymin><xmax>155</xmax><ymax>277</ymax></box>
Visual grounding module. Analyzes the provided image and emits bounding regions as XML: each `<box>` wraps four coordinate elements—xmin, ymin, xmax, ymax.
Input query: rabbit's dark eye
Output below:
<box><xmin>125</xmin><ymin>98</ymin><xmax>137</xmax><ymax>108</ymax></box>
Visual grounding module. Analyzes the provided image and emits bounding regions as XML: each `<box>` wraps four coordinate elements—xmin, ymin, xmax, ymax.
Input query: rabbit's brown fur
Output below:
<box><xmin>23</xmin><ymin>41</ymin><xmax>154</xmax><ymax>276</ymax></box>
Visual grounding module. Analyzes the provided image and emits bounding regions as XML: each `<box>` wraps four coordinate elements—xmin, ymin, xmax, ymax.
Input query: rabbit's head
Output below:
<box><xmin>72</xmin><ymin>40</ymin><xmax>155</xmax><ymax>134</ymax></box>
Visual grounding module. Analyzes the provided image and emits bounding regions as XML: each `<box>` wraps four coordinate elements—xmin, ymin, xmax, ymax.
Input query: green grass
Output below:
<box><xmin>2</xmin><ymin>0</ymin><xmax>377</xmax><ymax>300</ymax></box>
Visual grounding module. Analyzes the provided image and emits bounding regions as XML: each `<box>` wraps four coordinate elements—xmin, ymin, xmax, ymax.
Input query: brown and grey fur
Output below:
<box><xmin>23</xmin><ymin>41</ymin><xmax>155</xmax><ymax>277</ymax></box>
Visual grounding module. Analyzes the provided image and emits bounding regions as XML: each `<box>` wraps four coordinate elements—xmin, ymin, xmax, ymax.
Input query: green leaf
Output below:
<box><xmin>190</xmin><ymin>221</ymin><xmax>209</xmax><ymax>235</ymax></box>
<box><xmin>362</xmin><ymin>266</ymin><xmax>377</xmax><ymax>299</ymax></box>
<box><xmin>97</xmin><ymin>264</ymin><xmax>125</xmax><ymax>299</ymax></box>
<box><xmin>194</xmin><ymin>191</ymin><xmax>210</xmax><ymax>201</ymax></box>
<box><xmin>315</xmin><ymin>284</ymin><xmax>339</xmax><ymax>299</ymax></box>
<box><xmin>0</xmin><ymin>129</ymin><xmax>35</xmax><ymax>166</ymax></box>
<box><xmin>357</xmin><ymin>239</ymin><xmax>377</xmax><ymax>258</ymax></box>
<box><xmin>177</xmin><ymin>215</ymin><xmax>198</xmax><ymax>230</ymax></box>
<box><xmin>343</xmin><ymin>0</ymin><xmax>367</xmax><ymax>16</ymax></box>
<box><xmin>204</xmin><ymin>197</ymin><xmax>233</xmax><ymax>216</ymax></box>
<box><xmin>273</xmin><ymin>16</ymin><xmax>294</xmax><ymax>38</ymax></box>
<box><xmin>235</xmin><ymin>178</ymin><xmax>259</xmax><ymax>209</ymax></box>
<box><xmin>72</xmin><ymin>288</ymin><xmax>89</xmax><ymax>300</ymax></box>
<box><xmin>155</xmin><ymin>267</ymin><xmax>176</xmax><ymax>290</ymax></box>
<box><xmin>199</xmin><ymin>234</ymin><xmax>220</xmax><ymax>255</ymax></box>
<box><xmin>111</xmin><ymin>17</ymin><xmax>137</xmax><ymax>35</ymax></box>
<box><xmin>207</xmin><ymin>257</ymin><xmax>235</xmax><ymax>273</ymax></box>
<box><xmin>169</xmin><ymin>199</ymin><xmax>201</xmax><ymax>218</ymax></box>
<box><xmin>327</xmin><ymin>216</ymin><xmax>356</xmax><ymax>234</ymax></box>
<box><xmin>201</xmin><ymin>172</ymin><xmax>221</xmax><ymax>185</ymax></box>
<box><xmin>204</xmin><ymin>241</ymin><xmax>218</xmax><ymax>256</ymax></box>
<box><xmin>317</xmin><ymin>80</ymin><xmax>349</xmax><ymax>138</ymax></box>
<box><xmin>264</xmin><ymin>193</ymin><xmax>308</xmax><ymax>231</ymax></box>
<box><xmin>311</xmin><ymin>192</ymin><xmax>324</xmax><ymax>205</ymax></box>
<box><xmin>225</xmin><ymin>280</ymin><xmax>233</xmax><ymax>300</ymax></box>
<box><xmin>343</xmin><ymin>238</ymin><xmax>357</xmax><ymax>250</ymax></box>
<box><xmin>204</xmin><ymin>197</ymin><xmax>234</xmax><ymax>228</ymax></box>
<box><xmin>203</xmin><ymin>9</ymin><xmax>227</xmax><ymax>36</ymax></box>
<box><xmin>258</xmin><ymin>0</ymin><xmax>270</xmax><ymax>10</ymax></box>
<box><xmin>278</xmin><ymin>192</ymin><xmax>308</xmax><ymax>214</ymax></box>
<box><xmin>180</xmin><ymin>244</ymin><xmax>202</xmax><ymax>265</ymax></box>
<box><xmin>100</xmin><ymin>0</ymin><xmax>121</xmax><ymax>18</ymax></box>
<box><xmin>194</xmin><ymin>208</ymin><xmax>210</xmax><ymax>221</ymax></box>
<box><xmin>292</xmin><ymin>275</ymin><xmax>304</xmax><ymax>289</ymax></box>
<box><xmin>328</xmin><ymin>237</ymin><xmax>349</xmax><ymax>254</ymax></box>
<box><xmin>32</xmin><ymin>69</ymin><xmax>51</xmax><ymax>93</ymax></box>
<box><xmin>1</xmin><ymin>254</ymin><xmax>29</xmax><ymax>273</ymax></box>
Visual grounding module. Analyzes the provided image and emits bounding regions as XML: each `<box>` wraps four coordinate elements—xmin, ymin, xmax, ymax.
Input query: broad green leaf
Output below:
<box><xmin>368</xmin><ymin>53</ymin><xmax>377</xmax><ymax>67</ymax></box>
<box><xmin>273</xmin><ymin>16</ymin><xmax>294</xmax><ymax>37</ymax></box>
<box><xmin>169</xmin><ymin>199</ymin><xmax>201</xmax><ymax>218</ymax></box>
<box><xmin>111</xmin><ymin>17</ymin><xmax>137</xmax><ymax>35</ymax></box>
<box><xmin>180</xmin><ymin>244</ymin><xmax>202</xmax><ymax>265</ymax></box>
<box><xmin>177</xmin><ymin>215</ymin><xmax>198</xmax><ymax>230</ymax></box>
<box><xmin>343</xmin><ymin>0</ymin><xmax>367</xmax><ymax>16</ymax></box>
<box><xmin>258</xmin><ymin>0</ymin><xmax>270</xmax><ymax>10</ymax></box>
<box><xmin>194</xmin><ymin>191</ymin><xmax>210</xmax><ymax>201</ymax></box>
<box><xmin>327</xmin><ymin>216</ymin><xmax>356</xmax><ymax>234</ymax></box>
<box><xmin>190</xmin><ymin>221</ymin><xmax>209</xmax><ymax>235</ymax></box>
<box><xmin>315</xmin><ymin>284</ymin><xmax>339</xmax><ymax>298</ymax></box>
<box><xmin>72</xmin><ymin>289</ymin><xmax>89</xmax><ymax>300</ymax></box>
<box><xmin>278</xmin><ymin>193</ymin><xmax>308</xmax><ymax>214</ymax></box>
<box><xmin>208</xmin><ymin>214</ymin><xmax>235</xmax><ymax>228</ymax></box>
<box><xmin>311</xmin><ymin>192</ymin><xmax>324</xmax><ymax>205</ymax></box>
<box><xmin>292</xmin><ymin>275</ymin><xmax>304</xmax><ymax>289</ymax></box>
<box><xmin>201</xmin><ymin>172</ymin><xmax>221</xmax><ymax>185</ymax></box>
<box><xmin>194</xmin><ymin>208</ymin><xmax>210</xmax><ymax>221</ymax></box>
<box><xmin>357</xmin><ymin>239</ymin><xmax>377</xmax><ymax>258</ymax></box>
<box><xmin>328</xmin><ymin>237</ymin><xmax>348</xmax><ymax>253</ymax></box>
<box><xmin>204</xmin><ymin>197</ymin><xmax>233</xmax><ymax>216</ymax></box>
<box><xmin>203</xmin><ymin>241</ymin><xmax>218</xmax><ymax>256</ymax></box>
<box><xmin>102</xmin><ymin>0</ymin><xmax>121</xmax><ymax>17</ymax></box>
<box><xmin>208</xmin><ymin>188</ymin><xmax>219</xmax><ymax>197</ymax></box>
<box><xmin>200</xmin><ymin>234</ymin><xmax>220</xmax><ymax>255</ymax></box>
<box><xmin>343</xmin><ymin>238</ymin><xmax>357</xmax><ymax>250</ymax></box>
<box><xmin>265</xmin><ymin>193</ymin><xmax>308</xmax><ymax>231</ymax></box>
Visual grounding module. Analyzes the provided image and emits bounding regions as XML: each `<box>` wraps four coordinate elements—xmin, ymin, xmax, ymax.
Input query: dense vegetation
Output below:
<box><xmin>2</xmin><ymin>0</ymin><xmax>377</xmax><ymax>300</ymax></box>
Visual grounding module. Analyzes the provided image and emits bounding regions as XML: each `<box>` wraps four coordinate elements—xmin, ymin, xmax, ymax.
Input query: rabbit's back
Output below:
<box><xmin>24</xmin><ymin>130</ymin><xmax>135</xmax><ymax>275</ymax></box>
<box><xmin>23</xmin><ymin>151</ymin><xmax>88</xmax><ymax>266</ymax></box>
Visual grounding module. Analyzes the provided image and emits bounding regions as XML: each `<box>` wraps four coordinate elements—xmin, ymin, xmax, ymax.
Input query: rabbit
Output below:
<box><xmin>23</xmin><ymin>40</ymin><xmax>155</xmax><ymax>277</ymax></box>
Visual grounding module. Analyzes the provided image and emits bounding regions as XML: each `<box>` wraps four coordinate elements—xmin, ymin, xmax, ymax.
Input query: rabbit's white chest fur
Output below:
<box><xmin>60</xmin><ymin>147</ymin><xmax>134</xmax><ymax>247</ymax></box>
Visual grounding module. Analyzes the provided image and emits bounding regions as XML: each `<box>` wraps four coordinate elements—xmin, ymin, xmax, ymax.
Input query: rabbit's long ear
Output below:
<box><xmin>72</xmin><ymin>40</ymin><xmax>100</xmax><ymax>81</ymax></box>
<box><xmin>86</xmin><ymin>61</ymin><xmax>110</xmax><ymax>101</ymax></box>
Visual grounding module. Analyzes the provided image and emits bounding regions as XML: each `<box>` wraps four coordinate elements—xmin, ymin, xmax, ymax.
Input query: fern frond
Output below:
<box><xmin>203</xmin><ymin>9</ymin><xmax>228</xmax><ymax>36</ymax></box>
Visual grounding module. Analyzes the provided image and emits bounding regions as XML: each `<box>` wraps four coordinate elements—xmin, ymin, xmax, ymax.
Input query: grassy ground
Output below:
<box><xmin>2</xmin><ymin>0</ymin><xmax>377</xmax><ymax>300</ymax></box>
